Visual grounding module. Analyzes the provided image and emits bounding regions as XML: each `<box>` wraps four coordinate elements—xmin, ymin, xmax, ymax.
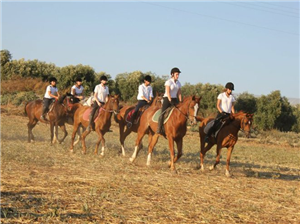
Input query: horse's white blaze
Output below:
<box><xmin>129</xmin><ymin>146</ymin><xmax>138</xmax><ymax>162</ymax></box>
<box><xmin>121</xmin><ymin>145</ymin><xmax>126</xmax><ymax>157</ymax></box>
<box><xmin>146</xmin><ymin>153</ymin><xmax>152</xmax><ymax>166</ymax></box>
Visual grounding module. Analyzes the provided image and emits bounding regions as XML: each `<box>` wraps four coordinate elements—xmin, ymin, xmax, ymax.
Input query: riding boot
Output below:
<box><xmin>40</xmin><ymin>105</ymin><xmax>48</xmax><ymax>121</ymax></box>
<box><xmin>156</xmin><ymin>114</ymin><xmax>164</xmax><ymax>134</ymax></box>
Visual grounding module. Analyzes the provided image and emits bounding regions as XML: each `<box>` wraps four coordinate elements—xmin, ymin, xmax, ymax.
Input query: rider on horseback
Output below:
<box><xmin>87</xmin><ymin>75</ymin><xmax>109</xmax><ymax>131</ymax></box>
<box><xmin>127</xmin><ymin>75</ymin><xmax>153</xmax><ymax>128</ymax></box>
<box><xmin>41</xmin><ymin>77</ymin><xmax>60</xmax><ymax>121</ymax></box>
<box><xmin>205</xmin><ymin>82</ymin><xmax>235</xmax><ymax>143</ymax></box>
<box><xmin>70</xmin><ymin>76</ymin><xmax>85</xmax><ymax>104</ymax></box>
<box><xmin>156</xmin><ymin>67</ymin><xmax>182</xmax><ymax>135</ymax></box>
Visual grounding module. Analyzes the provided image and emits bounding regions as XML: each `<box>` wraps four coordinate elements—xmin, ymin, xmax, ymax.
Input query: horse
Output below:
<box><xmin>25</xmin><ymin>94</ymin><xmax>82</xmax><ymax>145</ymax></box>
<box><xmin>69</xmin><ymin>95</ymin><xmax>120</xmax><ymax>155</ymax></box>
<box><xmin>129</xmin><ymin>95</ymin><xmax>201</xmax><ymax>172</ymax></box>
<box><xmin>197</xmin><ymin>111</ymin><xmax>254</xmax><ymax>177</ymax></box>
<box><xmin>114</xmin><ymin>93</ymin><xmax>163</xmax><ymax>156</ymax></box>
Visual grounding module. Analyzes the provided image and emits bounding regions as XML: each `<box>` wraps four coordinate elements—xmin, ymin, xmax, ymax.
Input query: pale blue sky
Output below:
<box><xmin>1</xmin><ymin>1</ymin><xmax>299</xmax><ymax>98</ymax></box>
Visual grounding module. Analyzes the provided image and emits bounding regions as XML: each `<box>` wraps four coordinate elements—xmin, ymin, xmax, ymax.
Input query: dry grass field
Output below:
<box><xmin>1</xmin><ymin>113</ymin><xmax>300</xmax><ymax>223</ymax></box>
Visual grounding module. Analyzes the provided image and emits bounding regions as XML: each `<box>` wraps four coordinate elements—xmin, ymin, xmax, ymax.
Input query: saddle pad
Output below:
<box><xmin>152</xmin><ymin>107</ymin><xmax>175</xmax><ymax>124</ymax></box>
<box><xmin>204</xmin><ymin>120</ymin><xmax>226</xmax><ymax>138</ymax></box>
<box><xmin>125</xmin><ymin>105</ymin><xmax>150</xmax><ymax>124</ymax></box>
<box><xmin>82</xmin><ymin>107</ymin><xmax>102</xmax><ymax>122</ymax></box>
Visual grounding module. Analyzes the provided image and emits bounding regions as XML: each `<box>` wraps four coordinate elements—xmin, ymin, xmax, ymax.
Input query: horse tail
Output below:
<box><xmin>24</xmin><ymin>101</ymin><xmax>30</xmax><ymax>116</ymax></box>
<box><xmin>195</xmin><ymin>116</ymin><xmax>204</xmax><ymax>122</ymax></box>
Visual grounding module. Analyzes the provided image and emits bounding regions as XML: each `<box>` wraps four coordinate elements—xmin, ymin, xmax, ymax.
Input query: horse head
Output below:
<box><xmin>152</xmin><ymin>92</ymin><xmax>163</xmax><ymax>107</ymax></box>
<box><xmin>240</xmin><ymin>113</ymin><xmax>254</xmax><ymax>138</ymax></box>
<box><xmin>184</xmin><ymin>95</ymin><xmax>201</xmax><ymax>126</ymax></box>
<box><xmin>106</xmin><ymin>95</ymin><xmax>120</xmax><ymax>114</ymax></box>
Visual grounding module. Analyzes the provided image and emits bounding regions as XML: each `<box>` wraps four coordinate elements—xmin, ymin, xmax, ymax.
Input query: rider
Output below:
<box><xmin>205</xmin><ymin>82</ymin><xmax>235</xmax><ymax>142</ymax></box>
<box><xmin>156</xmin><ymin>67</ymin><xmax>182</xmax><ymax>135</ymax></box>
<box><xmin>70</xmin><ymin>77</ymin><xmax>84</xmax><ymax>104</ymax></box>
<box><xmin>87</xmin><ymin>75</ymin><xmax>109</xmax><ymax>131</ymax></box>
<box><xmin>41</xmin><ymin>77</ymin><xmax>60</xmax><ymax>121</ymax></box>
<box><xmin>127</xmin><ymin>75</ymin><xmax>153</xmax><ymax>128</ymax></box>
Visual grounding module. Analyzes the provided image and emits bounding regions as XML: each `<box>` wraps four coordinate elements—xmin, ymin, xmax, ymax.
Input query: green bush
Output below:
<box><xmin>1</xmin><ymin>91</ymin><xmax>38</xmax><ymax>106</ymax></box>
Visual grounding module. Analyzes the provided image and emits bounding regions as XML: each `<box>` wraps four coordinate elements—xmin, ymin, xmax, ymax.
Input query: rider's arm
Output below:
<box><xmin>217</xmin><ymin>99</ymin><xmax>222</xmax><ymax>113</ymax></box>
<box><xmin>48</xmin><ymin>90</ymin><xmax>58</xmax><ymax>100</ymax></box>
<box><xmin>166</xmin><ymin>85</ymin><xmax>171</xmax><ymax>102</ymax></box>
<box><xmin>177</xmin><ymin>88</ymin><xmax>182</xmax><ymax>102</ymax></box>
<box><xmin>231</xmin><ymin>102</ymin><xmax>235</xmax><ymax>114</ymax></box>
<box><xmin>94</xmin><ymin>91</ymin><xmax>101</xmax><ymax>105</ymax></box>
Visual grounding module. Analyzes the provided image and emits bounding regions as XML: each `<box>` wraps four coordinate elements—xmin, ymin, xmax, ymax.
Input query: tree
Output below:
<box><xmin>274</xmin><ymin>97</ymin><xmax>296</xmax><ymax>132</ymax></box>
<box><xmin>292</xmin><ymin>105</ymin><xmax>300</xmax><ymax>133</ymax></box>
<box><xmin>235</xmin><ymin>92</ymin><xmax>257</xmax><ymax>114</ymax></box>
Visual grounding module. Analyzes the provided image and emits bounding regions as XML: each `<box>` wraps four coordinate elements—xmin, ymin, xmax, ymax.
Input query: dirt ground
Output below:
<box><xmin>1</xmin><ymin>114</ymin><xmax>300</xmax><ymax>223</ymax></box>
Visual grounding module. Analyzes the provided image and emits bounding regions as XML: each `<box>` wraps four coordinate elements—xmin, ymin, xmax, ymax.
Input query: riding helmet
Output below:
<box><xmin>100</xmin><ymin>75</ymin><xmax>108</xmax><ymax>81</ymax></box>
<box><xmin>75</xmin><ymin>76</ymin><xmax>83</xmax><ymax>82</ymax></box>
<box><xmin>225</xmin><ymin>82</ymin><xmax>234</xmax><ymax>90</ymax></box>
<box><xmin>170</xmin><ymin>67</ymin><xmax>181</xmax><ymax>75</ymax></box>
<box><xmin>144</xmin><ymin>75</ymin><xmax>152</xmax><ymax>83</ymax></box>
<box><xmin>49</xmin><ymin>77</ymin><xmax>57</xmax><ymax>83</ymax></box>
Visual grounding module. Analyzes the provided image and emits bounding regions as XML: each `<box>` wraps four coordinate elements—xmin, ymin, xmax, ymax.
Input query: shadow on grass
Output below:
<box><xmin>1</xmin><ymin>190</ymin><xmax>94</xmax><ymax>222</ymax></box>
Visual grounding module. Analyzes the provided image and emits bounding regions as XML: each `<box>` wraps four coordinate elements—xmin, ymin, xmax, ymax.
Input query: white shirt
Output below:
<box><xmin>217</xmin><ymin>92</ymin><xmax>236</xmax><ymax>113</ymax></box>
<box><xmin>94</xmin><ymin>84</ymin><xmax>109</xmax><ymax>103</ymax></box>
<box><xmin>163</xmin><ymin>78</ymin><xmax>181</xmax><ymax>98</ymax></box>
<box><xmin>137</xmin><ymin>84</ymin><xmax>153</xmax><ymax>101</ymax></box>
<box><xmin>44</xmin><ymin>85</ymin><xmax>58</xmax><ymax>99</ymax></box>
<box><xmin>71</xmin><ymin>85</ymin><xmax>84</xmax><ymax>96</ymax></box>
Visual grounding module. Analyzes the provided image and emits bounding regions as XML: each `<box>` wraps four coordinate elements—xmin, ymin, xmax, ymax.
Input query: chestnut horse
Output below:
<box><xmin>197</xmin><ymin>111</ymin><xmax>254</xmax><ymax>177</ymax></box>
<box><xmin>69</xmin><ymin>95</ymin><xmax>120</xmax><ymax>155</ymax></box>
<box><xmin>25</xmin><ymin>94</ymin><xmax>80</xmax><ymax>144</ymax></box>
<box><xmin>114</xmin><ymin>93</ymin><xmax>163</xmax><ymax>156</ymax></box>
<box><xmin>130</xmin><ymin>95</ymin><xmax>201</xmax><ymax>172</ymax></box>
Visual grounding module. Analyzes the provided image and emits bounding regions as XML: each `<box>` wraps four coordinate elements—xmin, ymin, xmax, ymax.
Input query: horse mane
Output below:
<box><xmin>58</xmin><ymin>94</ymin><xmax>67</xmax><ymax>104</ymax></box>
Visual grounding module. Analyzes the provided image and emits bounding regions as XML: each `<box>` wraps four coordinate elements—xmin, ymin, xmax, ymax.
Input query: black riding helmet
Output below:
<box><xmin>75</xmin><ymin>76</ymin><xmax>82</xmax><ymax>82</ymax></box>
<box><xmin>170</xmin><ymin>67</ymin><xmax>181</xmax><ymax>75</ymax></box>
<box><xmin>225</xmin><ymin>82</ymin><xmax>234</xmax><ymax>90</ymax></box>
<box><xmin>100</xmin><ymin>75</ymin><xmax>108</xmax><ymax>81</ymax></box>
<box><xmin>144</xmin><ymin>75</ymin><xmax>152</xmax><ymax>83</ymax></box>
<box><xmin>49</xmin><ymin>77</ymin><xmax>57</xmax><ymax>83</ymax></box>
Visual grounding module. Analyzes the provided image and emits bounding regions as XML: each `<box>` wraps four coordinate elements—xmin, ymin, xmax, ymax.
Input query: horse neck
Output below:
<box><xmin>99</xmin><ymin>101</ymin><xmax>114</xmax><ymax>123</ymax></box>
<box><xmin>176</xmin><ymin>97</ymin><xmax>191</xmax><ymax>115</ymax></box>
<box><xmin>231</xmin><ymin>113</ymin><xmax>245</xmax><ymax>131</ymax></box>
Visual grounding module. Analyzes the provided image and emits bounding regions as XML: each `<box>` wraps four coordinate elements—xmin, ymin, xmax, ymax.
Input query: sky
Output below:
<box><xmin>1</xmin><ymin>1</ymin><xmax>299</xmax><ymax>99</ymax></box>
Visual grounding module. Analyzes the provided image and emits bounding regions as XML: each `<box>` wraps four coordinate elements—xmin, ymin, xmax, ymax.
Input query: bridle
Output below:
<box><xmin>174</xmin><ymin>99</ymin><xmax>199</xmax><ymax>123</ymax></box>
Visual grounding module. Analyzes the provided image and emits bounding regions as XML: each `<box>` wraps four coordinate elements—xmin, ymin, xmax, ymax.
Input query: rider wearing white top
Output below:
<box><xmin>127</xmin><ymin>75</ymin><xmax>153</xmax><ymax>128</ymax></box>
<box><xmin>70</xmin><ymin>77</ymin><xmax>84</xmax><ymax>104</ymax></box>
<box><xmin>205</xmin><ymin>82</ymin><xmax>235</xmax><ymax>143</ymax></box>
<box><xmin>156</xmin><ymin>67</ymin><xmax>182</xmax><ymax>135</ymax></box>
<box><xmin>41</xmin><ymin>77</ymin><xmax>60</xmax><ymax>121</ymax></box>
<box><xmin>87</xmin><ymin>75</ymin><xmax>109</xmax><ymax>131</ymax></box>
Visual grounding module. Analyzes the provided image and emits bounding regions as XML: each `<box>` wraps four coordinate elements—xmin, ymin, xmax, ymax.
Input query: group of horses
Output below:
<box><xmin>25</xmin><ymin>93</ymin><xmax>253</xmax><ymax>176</ymax></box>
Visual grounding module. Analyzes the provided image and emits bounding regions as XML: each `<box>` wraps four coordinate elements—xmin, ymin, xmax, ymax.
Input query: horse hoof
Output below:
<box><xmin>69</xmin><ymin>149</ymin><xmax>74</xmax><ymax>153</ymax></box>
<box><xmin>129</xmin><ymin>157</ymin><xmax>135</xmax><ymax>163</ymax></box>
<box><xmin>209</xmin><ymin>165</ymin><xmax>214</xmax><ymax>171</ymax></box>
<box><xmin>225</xmin><ymin>170</ymin><xmax>231</xmax><ymax>177</ymax></box>
<box><xmin>171</xmin><ymin>169</ymin><xmax>177</xmax><ymax>175</ymax></box>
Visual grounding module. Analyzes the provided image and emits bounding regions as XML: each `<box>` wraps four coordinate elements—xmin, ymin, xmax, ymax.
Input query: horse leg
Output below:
<box><xmin>129</xmin><ymin>129</ymin><xmax>147</xmax><ymax>162</ymax></box>
<box><xmin>27</xmin><ymin>119</ymin><xmax>38</xmax><ymax>143</ymax></box>
<box><xmin>167</xmin><ymin>137</ymin><xmax>177</xmax><ymax>172</ymax></box>
<box><xmin>58</xmin><ymin>124</ymin><xmax>68</xmax><ymax>144</ymax></box>
<box><xmin>50</xmin><ymin>122</ymin><xmax>55</xmax><ymax>145</ymax></box>
<box><xmin>225</xmin><ymin>146</ymin><xmax>234</xmax><ymax>177</ymax></box>
<box><xmin>173</xmin><ymin>137</ymin><xmax>183</xmax><ymax>163</ymax></box>
<box><xmin>210</xmin><ymin>144</ymin><xmax>223</xmax><ymax>171</ymax></box>
<box><xmin>119</xmin><ymin>123</ymin><xmax>127</xmax><ymax>157</ymax></box>
<box><xmin>53</xmin><ymin>123</ymin><xmax>59</xmax><ymax>144</ymax></box>
<box><xmin>70</xmin><ymin>123</ymin><xmax>80</xmax><ymax>153</ymax></box>
<box><xmin>73</xmin><ymin>126</ymin><xmax>82</xmax><ymax>146</ymax></box>
<box><xmin>94</xmin><ymin>129</ymin><xmax>105</xmax><ymax>156</ymax></box>
<box><xmin>146</xmin><ymin>133</ymin><xmax>159</xmax><ymax>166</ymax></box>
<box><xmin>81</xmin><ymin>129</ymin><xmax>91</xmax><ymax>154</ymax></box>
<box><xmin>200</xmin><ymin>141</ymin><xmax>214</xmax><ymax>172</ymax></box>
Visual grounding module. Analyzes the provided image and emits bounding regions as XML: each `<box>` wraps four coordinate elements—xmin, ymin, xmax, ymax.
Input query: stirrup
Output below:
<box><xmin>127</xmin><ymin>122</ymin><xmax>132</xmax><ymax>128</ymax></box>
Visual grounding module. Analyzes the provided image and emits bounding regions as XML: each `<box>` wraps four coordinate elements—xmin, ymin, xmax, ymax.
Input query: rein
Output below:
<box><xmin>174</xmin><ymin>99</ymin><xmax>197</xmax><ymax>121</ymax></box>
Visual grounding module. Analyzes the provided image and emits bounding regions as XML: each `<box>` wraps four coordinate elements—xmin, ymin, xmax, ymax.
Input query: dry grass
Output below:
<box><xmin>1</xmin><ymin>114</ymin><xmax>300</xmax><ymax>223</ymax></box>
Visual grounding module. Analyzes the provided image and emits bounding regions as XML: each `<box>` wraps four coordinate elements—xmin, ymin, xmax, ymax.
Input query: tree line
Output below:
<box><xmin>1</xmin><ymin>49</ymin><xmax>299</xmax><ymax>133</ymax></box>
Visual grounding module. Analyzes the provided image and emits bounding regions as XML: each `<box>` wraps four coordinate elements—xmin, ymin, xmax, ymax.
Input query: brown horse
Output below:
<box><xmin>129</xmin><ymin>95</ymin><xmax>201</xmax><ymax>172</ymax></box>
<box><xmin>69</xmin><ymin>95</ymin><xmax>120</xmax><ymax>155</ymax></box>
<box><xmin>25</xmin><ymin>94</ymin><xmax>80</xmax><ymax>144</ymax></box>
<box><xmin>114</xmin><ymin>93</ymin><xmax>163</xmax><ymax>156</ymax></box>
<box><xmin>197</xmin><ymin>111</ymin><xmax>254</xmax><ymax>177</ymax></box>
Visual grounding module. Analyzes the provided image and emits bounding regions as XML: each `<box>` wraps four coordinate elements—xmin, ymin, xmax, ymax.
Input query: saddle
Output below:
<box><xmin>152</xmin><ymin>106</ymin><xmax>175</xmax><ymax>124</ymax></box>
<box><xmin>126</xmin><ymin>105</ymin><xmax>150</xmax><ymax>124</ymax></box>
<box><xmin>82</xmin><ymin>107</ymin><xmax>102</xmax><ymax>122</ymax></box>
<box><xmin>204</xmin><ymin>116</ymin><xmax>232</xmax><ymax>138</ymax></box>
